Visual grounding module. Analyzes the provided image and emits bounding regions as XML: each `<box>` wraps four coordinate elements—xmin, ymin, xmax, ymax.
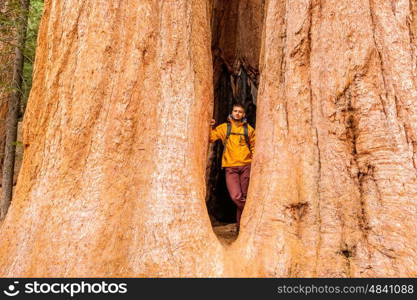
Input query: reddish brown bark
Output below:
<box><xmin>234</xmin><ymin>0</ymin><xmax>417</xmax><ymax>277</ymax></box>
<box><xmin>0</xmin><ymin>0</ymin><xmax>416</xmax><ymax>277</ymax></box>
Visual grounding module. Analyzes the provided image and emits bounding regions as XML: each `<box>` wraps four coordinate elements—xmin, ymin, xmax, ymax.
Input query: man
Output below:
<box><xmin>209</xmin><ymin>104</ymin><xmax>255</xmax><ymax>231</ymax></box>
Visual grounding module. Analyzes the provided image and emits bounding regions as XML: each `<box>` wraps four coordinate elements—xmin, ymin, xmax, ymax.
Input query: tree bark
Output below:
<box><xmin>233</xmin><ymin>0</ymin><xmax>417</xmax><ymax>277</ymax></box>
<box><xmin>0</xmin><ymin>0</ymin><xmax>416</xmax><ymax>277</ymax></box>
<box><xmin>0</xmin><ymin>0</ymin><xmax>29</xmax><ymax>219</ymax></box>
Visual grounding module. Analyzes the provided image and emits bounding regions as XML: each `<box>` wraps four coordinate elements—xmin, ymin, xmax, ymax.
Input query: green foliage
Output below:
<box><xmin>11</xmin><ymin>140</ymin><xmax>23</xmax><ymax>147</ymax></box>
<box><xmin>0</xmin><ymin>1</ymin><xmax>19</xmax><ymax>33</ymax></box>
<box><xmin>0</xmin><ymin>0</ymin><xmax>44</xmax><ymax>115</ymax></box>
<box><xmin>22</xmin><ymin>0</ymin><xmax>44</xmax><ymax>113</ymax></box>
<box><xmin>0</xmin><ymin>1</ymin><xmax>19</xmax><ymax>96</ymax></box>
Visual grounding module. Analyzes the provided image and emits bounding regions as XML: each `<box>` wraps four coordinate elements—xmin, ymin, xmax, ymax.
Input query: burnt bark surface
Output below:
<box><xmin>0</xmin><ymin>0</ymin><xmax>416</xmax><ymax>277</ymax></box>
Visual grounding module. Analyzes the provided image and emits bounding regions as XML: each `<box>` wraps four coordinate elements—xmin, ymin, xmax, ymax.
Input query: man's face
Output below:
<box><xmin>231</xmin><ymin>106</ymin><xmax>245</xmax><ymax>120</ymax></box>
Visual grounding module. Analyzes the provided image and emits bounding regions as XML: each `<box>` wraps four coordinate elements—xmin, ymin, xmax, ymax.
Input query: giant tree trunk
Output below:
<box><xmin>0</xmin><ymin>0</ymin><xmax>416</xmax><ymax>277</ymax></box>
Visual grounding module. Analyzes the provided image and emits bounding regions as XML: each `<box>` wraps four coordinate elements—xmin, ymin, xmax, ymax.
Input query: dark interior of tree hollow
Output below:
<box><xmin>206</xmin><ymin>0</ymin><xmax>263</xmax><ymax>241</ymax></box>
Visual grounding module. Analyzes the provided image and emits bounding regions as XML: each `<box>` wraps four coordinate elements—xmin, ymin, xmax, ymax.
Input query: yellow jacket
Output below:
<box><xmin>210</xmin><ymin>117</ymin><xmax>255</xmax><ymax>167</ymax></box>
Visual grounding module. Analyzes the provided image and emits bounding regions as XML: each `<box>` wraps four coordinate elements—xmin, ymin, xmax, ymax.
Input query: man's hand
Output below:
<box><xmin>210</xmin><ymin>119</ymin><xmax>216</xmax><ymax>126</ymax></box>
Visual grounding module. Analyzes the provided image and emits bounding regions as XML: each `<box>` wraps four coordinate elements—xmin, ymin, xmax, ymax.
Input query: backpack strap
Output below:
<box><xmin>224</xmin><ymin>122</ymin><xmax>232</xmax><ymax>145</ymax></box>
<box><xmin>224</xmin><ymin>121</ymin><xmax>251</xmax><ymax>152</ymax></box>
<box><xmin>243</xmin><ymin>123</ymin><xmax>251</xmax><ymax>150</ymax></box>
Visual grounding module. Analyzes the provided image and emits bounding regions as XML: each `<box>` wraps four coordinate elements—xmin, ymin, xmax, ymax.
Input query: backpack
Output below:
<box><xmin>224</xmin><ymin>121</ymin><xmax>251</xmax><ymax>151</ymax></box>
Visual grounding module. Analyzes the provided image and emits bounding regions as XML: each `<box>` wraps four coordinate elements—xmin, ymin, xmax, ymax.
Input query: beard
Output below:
<box><xmin>231</xmin><ymin>115</ymin><xmax>243</xmax><ymax>121</ymax></box>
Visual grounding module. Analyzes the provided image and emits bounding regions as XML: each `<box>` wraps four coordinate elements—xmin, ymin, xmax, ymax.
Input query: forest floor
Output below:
<box><xmin>212</xmin><ymin>222</ymin><xmax>238</xmax><ymax>246</ymax></box>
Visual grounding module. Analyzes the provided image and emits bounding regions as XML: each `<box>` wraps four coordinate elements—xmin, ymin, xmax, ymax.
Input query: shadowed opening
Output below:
<box><xmin>206</xmin><ymin>0</ymin><xmax>264</xmax><ymax>245</ymax></box>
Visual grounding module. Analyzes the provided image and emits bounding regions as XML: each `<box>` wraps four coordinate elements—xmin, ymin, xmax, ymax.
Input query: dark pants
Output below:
<box><xmin>225</xmin><ymin>164</ymin><xmax>251</xmax><ymax>228</ymax></box>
